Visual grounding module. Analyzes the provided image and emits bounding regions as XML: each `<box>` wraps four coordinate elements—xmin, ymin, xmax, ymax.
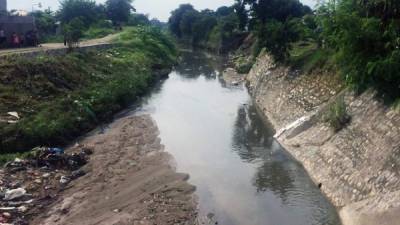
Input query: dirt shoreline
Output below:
<box><xmin>28</xmin><ymin>115</ymin><xmax>197</xmax><ymax>225</ymax></box>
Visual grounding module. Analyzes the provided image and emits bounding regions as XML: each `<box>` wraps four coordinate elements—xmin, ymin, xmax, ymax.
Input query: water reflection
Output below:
<box><xmin>135</xmin><ymin>50</ymin><xmax>341</xmax><ymax>225</ymax></box>
<box><xmin>232</xmin><ymin>105</ymin><xmax>274</xmax><ymax>162</ymax></box>
<box><xmin>174</xmin><ymin>50</ymin><xmax>224</xmax><ymax>79</ymax></box>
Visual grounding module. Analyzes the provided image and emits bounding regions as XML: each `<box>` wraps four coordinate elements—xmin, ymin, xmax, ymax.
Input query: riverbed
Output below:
<box><xmin>131</xmin><ymin>50</ymin><xmax>341</xmax><ymax>225</ymax></box>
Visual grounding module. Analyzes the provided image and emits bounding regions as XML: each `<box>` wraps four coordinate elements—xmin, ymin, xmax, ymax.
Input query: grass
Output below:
<box><xmin>325</xmin><ymin>96</ymin><xmax>351</xmax><ymax>132</ymax></box>
<box><xmin>82</xmin><ymin>26</ymin><xmax>116</xmax><ymax>40</ymax></box>
<box><xmin>235</xmin><ymin>56</ymin><xmax>254</xmax><ymax>74</ymax></box>
<box><xmin>288</xmin><ymin>41</ymin><xmax>335</xmax><ymax>73</ymax></box>
<box><xmin>0</xmin><ymin>26</ymin><xmax>177</xmax><ymax>158</ymax></box>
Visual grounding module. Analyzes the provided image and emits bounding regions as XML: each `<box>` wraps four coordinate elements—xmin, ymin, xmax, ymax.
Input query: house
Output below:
<box><xmin>0</xmin><ymin>0</ymin><xmax>36</xmax><ymax>47</ymax></box>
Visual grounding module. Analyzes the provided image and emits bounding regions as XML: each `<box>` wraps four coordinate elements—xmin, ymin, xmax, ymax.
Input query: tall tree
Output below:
<box><xmin>233</xmin><ymin>0</ymin><xmax>248</xmax><ymax>30</ymax></box>
<box><xmin>106</xmin><ymin>0</ymin><xmax>135</xmax><ymax>26</ymax></box>
<box><xmin>168</xmin><ymin>4</ymin><xmax>195</xmax><ymax>38</ymax></box>
<box><xmin>58</xmin><ymin>0</ymin><xmax>105</xmax><ymax>27</ymax></box>
<box><xmin>31</xmin><ymin>9</ymin><xmax>57</xmax><ymax>37</ymax></box>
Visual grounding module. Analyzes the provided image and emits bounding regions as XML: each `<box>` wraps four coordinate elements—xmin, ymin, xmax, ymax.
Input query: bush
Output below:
<box><xmin>326</xmin><ymin>96</ymin><xmax>351</xmax><ymax>132</ymax></box>
<box><xmin>317</xmin><ymin>0</ymin><xmax>400</xmax><ymax>101</ymax></box>
<box><xmin>235</xmin><ymin>56</ymin><xmax>254</xmax><ymax>74</ymax></box>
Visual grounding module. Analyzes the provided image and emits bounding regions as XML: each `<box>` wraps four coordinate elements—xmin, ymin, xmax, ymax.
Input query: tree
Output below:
<box><xmin>244</xmin><ymin>0</ymin><xmax>312</xmax><ymax>60</ymax></box>
<box><xmin>244</xmin><ymin>0</ymin><xmax>311</xmax><ymax>25</ymax></box>
<box><xmin>179</xmin><ymin>10</ymin><xmax>200</xmax><ymax>38</ymax></box>
<box><xmin>233</xmin><ymin>0</ymin><xmax>248</xmax><ymax>30</ymax></box>
<box><xmin>106</xmin><ymin>0</ymin><xmax>135</xmax><ymax>26</ymax></box>
<box><xmin>58</xmin><ymin>0</ymin><xmax>105</xmax><ymax>27</ymax></box>
<box><xmin>62</xmin><ymin>17</ymin><xmax>85</xmax><ymax>49</ymax></box>
<box><xmin>216</xmin><ymin>6</ymin><xmax>233</xmax><ymax>17</ymax></box>
<box><xmin>128</xmin><ymin>13</ymin><xmax>150</xmax><ymax>26</ymax></box>
<box><xmin>30</xmin><ymin>9</ymin><xmax>57</xmax><ymax>38</ymax></box>
<box><xmin>192</xmin><ymin>13</ymin><xmax>218</xmax><ymax>45</ymax></box>
<box><xmin>168</xmin><ymin>4</ymin><xmax>195</xmax><ymax>38</ymax></box>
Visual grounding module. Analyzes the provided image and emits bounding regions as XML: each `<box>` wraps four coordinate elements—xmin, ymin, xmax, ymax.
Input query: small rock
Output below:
<box><xmin>113</xmin><ymin>209</ymin><xmax>121</xmax><ymax>213</ymax></box>
<box><xmin>2</xmin><ymin>212</ymin><xmax>11</xmax><ymax>218</ymax></box>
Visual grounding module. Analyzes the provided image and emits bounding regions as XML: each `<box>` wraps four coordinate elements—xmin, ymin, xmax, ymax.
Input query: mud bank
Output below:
<box><xmin>228</xmin><ymin>53</ymin><xmax>400</xmax><ymax>225</ymax></box>
<box><xmin>30</xmin><ymin>115</ymin><xmax>197</xmax><ymax>225</ymax></box>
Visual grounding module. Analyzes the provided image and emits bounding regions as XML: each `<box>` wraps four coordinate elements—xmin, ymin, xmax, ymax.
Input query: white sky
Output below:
<box><xmin>9</xmin><ymin>0</ymin><xmax>317</xmax><ymax>22</ymax></box>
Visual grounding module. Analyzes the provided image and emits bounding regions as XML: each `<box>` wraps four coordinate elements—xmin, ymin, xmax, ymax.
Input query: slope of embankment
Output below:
<box><xmin>238</xmin><ymin>52</ymin><xmax>400</xmax><ymax>225</ymax></box>
<box><xmin>0</xmin><ymin>27</ymin><xmax>177</xmax><ymax>159</ymax></box>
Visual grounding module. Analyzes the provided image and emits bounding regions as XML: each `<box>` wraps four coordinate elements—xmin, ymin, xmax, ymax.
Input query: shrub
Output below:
<box><xmin>326</xmin><ymin>96</ymin><xmax>351</xmax><ymax>132</ymax></box>
<box><xmin>235</xmin><ymin>56</ymin><xmax>254</xmax><ymax>74</ymax></box>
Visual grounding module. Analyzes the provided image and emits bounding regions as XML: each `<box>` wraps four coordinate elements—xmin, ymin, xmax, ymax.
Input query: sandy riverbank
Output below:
<box><xmin>30</xmin><ymin>115</ymin><xmax>197</xmax><ymax>225</ymax></box>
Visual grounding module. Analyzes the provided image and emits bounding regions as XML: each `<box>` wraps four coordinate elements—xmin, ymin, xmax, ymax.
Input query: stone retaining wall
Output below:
<box><xmin>246</xmin><ymin>52</ymin><xmax>400</xmax><ymax>225</ymax></box>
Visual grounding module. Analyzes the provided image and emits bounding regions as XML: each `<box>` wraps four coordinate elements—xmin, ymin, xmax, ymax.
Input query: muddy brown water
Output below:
<box><xmin>129</xmin><ymin>51</ymin><xmax>341</xmax><ymax>225</ymax></box>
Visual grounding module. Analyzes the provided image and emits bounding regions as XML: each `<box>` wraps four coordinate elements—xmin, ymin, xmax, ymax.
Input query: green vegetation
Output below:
<box><xmin>316</xmin><ymin>0</ymin><xmax>400</xmax><ymax>100</ymax></box>
<box><xmin>105</xmin><ymin>0</ymin><xmax>135</xmax><ymax>26</ymax></box>
<box><xmin>235</xmin><ymin>56</ymin><xmax>254</xmax><ymax>74</ymax></box>
<box><xmin>288</xmin><ymin>41</ymin><xmax>335</xmax><ymax>73</ymax></box>
<box><xmin>168</xmin><ymin>4</ymin><xmax>246</xmax><ymax>52</ymax></box>
<box><xmin>62</xmin><ymin>17</ymin><xmax>85</xmax><ymax>49</ymax></box>
<box><xmin>31</xmin><ymin>0</ymin><xmax>141</xmax><ymax>43</ymax></box>
<box><xmin>325</xmin><ymin>96</ymin><xmax>351</xmax><ymax>132</ymax></box>
<box><xmin>168</xmin><ymin>0</ymin><xmax>400</xmax><ymax>101</ymax></box>
<box><xmin>0</xmin><ymin>27</ymin><xmax>177</xmax><ymax>155</ymax></box>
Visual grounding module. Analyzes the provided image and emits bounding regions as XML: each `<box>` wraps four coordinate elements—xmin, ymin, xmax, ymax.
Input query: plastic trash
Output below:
<box><xmin>7</xmin><ymin>112</ymin><xmax>20</xmax><ymax>119</ymax></box>
<box><xmin>59</xmin><ymin>176</ymin><xmax>70</xmax><ymax>184</ymax></box>
<box><xmin>49</xmin><ymin>148</ymin><xmax>64</xmax><ymax>155</ymax></box>
<box><xmin>71</xmin><ymin>170</ymin><xmax>86</xmax><ymax>180</ymax></box>
<box><xmin>4</xmin><ymin>188</ymin><xmax>26</xmax><ymax>201</ymax></box>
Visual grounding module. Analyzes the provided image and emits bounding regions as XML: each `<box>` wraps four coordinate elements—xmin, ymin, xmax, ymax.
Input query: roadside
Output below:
<box><xmin>0</xmin><ymin>33</ymin><xmax>119</xmax><ymax>57</ymax></box>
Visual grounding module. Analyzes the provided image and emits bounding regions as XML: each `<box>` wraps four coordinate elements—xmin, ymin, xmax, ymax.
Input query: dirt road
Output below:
<box><xmin>31</xmin><ymin>115</ymin><xmax>197</xmax><ymax>225</ymax></box>
<box><xmin>0</xmin><ymin>34</ymin><xmax>119</xmax><ymax>57</ymax></box>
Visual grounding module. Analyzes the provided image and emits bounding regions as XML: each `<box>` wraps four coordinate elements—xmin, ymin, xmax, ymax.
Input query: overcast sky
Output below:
<box><xmin>9</xmin><ymin>0</ymin><xmax>317</xmax><ymax>22</ymax></box>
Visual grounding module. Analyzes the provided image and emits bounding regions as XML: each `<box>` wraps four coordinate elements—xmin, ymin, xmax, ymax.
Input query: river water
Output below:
<box><xmin>133</xmin><ymin>50</ymin><xmax>341</xmax><ymax>225</ymax></box>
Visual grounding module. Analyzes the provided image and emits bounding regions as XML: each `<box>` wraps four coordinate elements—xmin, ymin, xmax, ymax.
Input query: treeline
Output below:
<box><xmin>31</xmin><ymin>0</ymin><xmax>164</xmax><ymax>43</ymax></box>
<box><xmin>168</xmin><ymin>0</ymin><xmax>311</xmax><ymax>57</ymax></box>
<box><xmin>168</xmin><ymin>4</ymin><xmax>247</xmax><ymax>52</ymax></box>
<box><xmin>169</xmin><ymin>0</ymin><xmax>400</xmax><ymax>100</ymax></box>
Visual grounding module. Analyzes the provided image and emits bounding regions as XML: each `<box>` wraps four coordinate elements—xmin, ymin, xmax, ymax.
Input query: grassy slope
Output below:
<box><xmin>0</xmin><ymin>26</ymin><xmax>177</xmax><ymax>158</ymax></box>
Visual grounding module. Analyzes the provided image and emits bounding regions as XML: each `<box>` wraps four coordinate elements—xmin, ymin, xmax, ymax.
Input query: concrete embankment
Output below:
<box><xmin>229</xmin><ymin>52</ymin><xmax>400</xmax><ymax>225</ymax></box>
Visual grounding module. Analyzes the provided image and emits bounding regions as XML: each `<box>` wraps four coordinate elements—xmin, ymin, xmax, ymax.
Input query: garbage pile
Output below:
<box><xmin>0</xmin><ymin>146</ymin><xmax>93</xmax><ymax>225</ymax></box>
